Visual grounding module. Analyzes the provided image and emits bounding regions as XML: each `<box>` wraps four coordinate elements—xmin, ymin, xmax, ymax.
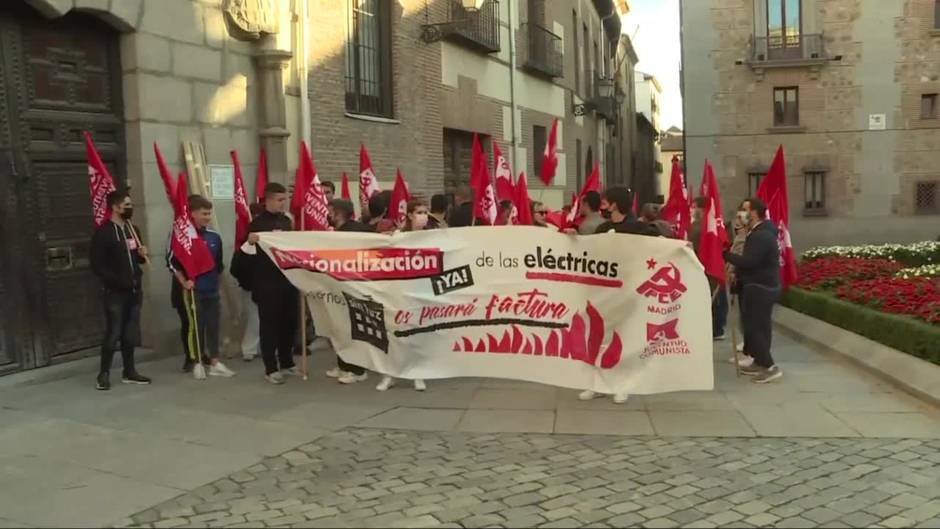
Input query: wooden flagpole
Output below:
<box><xmin>300</xmin><ymin>212</ymin><xmax>308</xmax><ymax>381</ymax></box>
<box><xmin>730</xmin><ymin>294</ymin><xmax>742</xmax><ymax>377</ymax></box>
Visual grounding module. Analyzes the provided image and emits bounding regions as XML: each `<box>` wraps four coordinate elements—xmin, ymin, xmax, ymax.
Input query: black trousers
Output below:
<box><xmin>741</xmin><ymin>283</ymin><xmax>780</xmax><ymax>368</ymax></box>
<box><xmin>257</xmin><ymin>290</ymin><xmax>299</xmax><ymax>375</ymax></box>
<box><xmin>337</xmin><ymin>355</ymin><xmax>365</xmax><ymax>376</ymax></box>
<box><xmin>174</xmin><ymin>302</ymin><xmax>192</xmax><ymax>363</ymax></box>
<box><xmin>100</xmin><ymin>289</ymin><xmax>142</xmax><ymax>376</ymax></box>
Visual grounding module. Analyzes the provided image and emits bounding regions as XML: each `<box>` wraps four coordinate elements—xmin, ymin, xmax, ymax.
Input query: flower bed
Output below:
<box><xmin>897</xmin><ymin>263</ymin><xmax>940</xmax><ymax>279</ymax></box>
<box><xmin>835</xmin><ymin>277</ymin><xmax>940</xmax><ymax>325</ymax></box>
<box><xmin>795</xmin><ymin>257</ymin><xmax>902</xmax><ymax>291</ymax></box>
<box><xmin>801</xmin><ymin>241</ymin><xmax>940</xmax><ymax>267</ymax></box>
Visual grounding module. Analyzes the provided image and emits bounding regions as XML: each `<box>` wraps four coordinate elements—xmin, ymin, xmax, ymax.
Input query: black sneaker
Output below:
<box><xmin>96</xmin><ymin>372</ymin><xmax>111</xmax><ymax>391</ymax></box>
<box><xmin>181</xmin><ymin>359</ymin><xmax>195</xmax><ymax>373</ymax></box>
<box><xmin>122</xmin><ymin>372</ymin><xmax>152</xmax><ymax>385</ymax></box>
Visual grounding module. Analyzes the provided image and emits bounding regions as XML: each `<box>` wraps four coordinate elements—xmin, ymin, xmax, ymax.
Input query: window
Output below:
<box><xmin>773</xmin><ymin>87</ymin><xmax>799</xmax><ymax>126</ymax></box>
<box><xmin>345</xmin><ymin>0</ymin><xmax>393</xmax><ymax>118</ymax></box>
<box><xmin>922</xmin><ymin>94</ymin><xmax>938</xmax><ymax>119</ymax></box>
<box><xmin>916</xmin><ymin>181</ymin><xmax>938</xmax><ymax>213</ymax></box>
<box><xmin>583</xmin><ymin>23</ymin><xmax>590</xmax><ymax>96</ymax></box>
<box><xmin>572</xmin><ymin>11</ymin><xmax>580</xmax><ymax>94</ymax></box>
<box><xmin>936</xmin><ymin>0</ymin><xmax>940</xmax><ymax>29</ymax></box>
<box><xmin>748</xmin><ymin>172</ymin><xmax>763</xmax><ymax>196</ymax></box>
<box><xmin>804</xmin><ymin>171</ymin><xmax>826</xmax><ymax>212</ymax></box>
<box><xmin>767</xmin><ymin>0</ymin><xmax>801</xmax><ymax>59</ymax></box>
<box><xmin>533</xmin><ymin>125</ymin><xmax>547</xmax><ymax>177</ymax></box>
<box><xmin>575</xmin><ymin>139</ymin><xmax>583</xmax><ymax>192</ymax></box>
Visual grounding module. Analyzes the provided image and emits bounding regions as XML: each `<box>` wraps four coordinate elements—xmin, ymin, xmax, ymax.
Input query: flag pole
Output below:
<box><xmin>300</xmin><ymin>213</ymin><xmax>309</xmax><ymax>381</ymax></box>
<box><xmin>188</xmin><ymin>289</ymin><xmax>207</xmax><ymax>380</ymax></box>
<box><xmin>730</xmin><ymin>294</ymin><xmax>742</xmax><ymax>378</ymax></box>
<box><xmin>127</xmin><ymin>223</ymin><xmax>150</xmax><ymax>265</ymax></box>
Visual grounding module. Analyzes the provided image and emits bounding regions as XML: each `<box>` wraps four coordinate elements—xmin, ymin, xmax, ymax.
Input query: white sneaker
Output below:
<box><xmin>283</xmin><ymin>366</ymin><xmax>301</xmax><ymax>377</ymax></box>
<box><xmin>209</xmin><ymin>361</ymin><xmax>236</xmax><ymax>377</ymax></box>
<box><xmin>579</xmin><ymin>390</ymin><xmax>601</xmax><ymax>401</ymax></box>
<box><xmin>736</xmin><ymin>342</ymin><xmax>745</xmax><ymax>353</ymax></box>
<box><xmin>375</xmin><ymin>376</ymin><xmax>395</xmax><ymax>391</ymax></box>
<box><xmin>413</xmin><ymin>379</ymin><xmax>426</xmax><ymax>392</ymax></box>
<box><xmin>265</xmin><ymin>372</ymin><xmax>285</xmax><ymax>385</ymax></box>
<box><xmin>338</xmin><ymin>372</ymin><xmax>368</xmax><ymax>385</ymax></box>
<box><xmin>613</xmin><ymin>393</ymin><xmax>629</xmax><ymax>404</ymax></box>
<box><xmin>325</xmin><ymin>367</ymin><xmax>344</xmax><ymax>379</ymax></box>
<box><xmin>193</xmin><ymin>363</ymin><xmax>207</xmax><ymax>381</ymax></box>
<box><xmin>731</xmin><ymin>355</ymin><xmax>754</xmax><ymax>368</ymax></box>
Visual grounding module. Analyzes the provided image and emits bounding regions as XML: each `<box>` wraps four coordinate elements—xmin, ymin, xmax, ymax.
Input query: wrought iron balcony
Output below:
<box><xmin>522</xmin><ymin>22</ymin><xmax>563</xmax><ymax>78</ymax></box>
<box><xmin>748</xmin><ymin>33</ymin><xmax>828</xmax><ymax>78</ymax></box>
<box><xmin>420</xmin><ymin>0</ymin><xmax>500</xmax><ymax>54</ymax></box>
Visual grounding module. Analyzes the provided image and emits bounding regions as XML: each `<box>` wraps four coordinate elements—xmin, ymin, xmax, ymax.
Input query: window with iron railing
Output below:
<box><xmin>345</xmin><ymin>0</ymin><xmax>393</xmax><ymax>118</ymax></box>
<box><xmin>804</xmin><ymin>171</ymin><xmax>826</xmax><ymax>214</ymax></box>
<box><xmin>523</xmin><ymin>23</ymin><xmax>563</xmax><ymax>78</ymax></box>
<box><xmin>916</xmin><ymin>181</ymin><xmax>939</xmax><ymax>214</ymax></box>
<box><xmin>767</xmin><ymin>0</ymin><xmax>802</xmax><ymax>58</ymax></box>
<box><xmin>748</xmin><ymin>172</ymin><xmax>763</xmax><ymax>196</ymax></box>
<box><xmin>447</xmin><ymin>0</ymin><xmax>500</xmax><ymax>53</ymax></box>
<box><xmin>533</xmin><ymin>125</ymin><xmax>547</xmax><ymax>177</ymax></box>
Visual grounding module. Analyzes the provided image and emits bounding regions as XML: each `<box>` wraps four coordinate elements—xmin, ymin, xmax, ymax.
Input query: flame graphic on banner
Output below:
<box><xmin>453</xmin><ymin>302</ymin><xmax>622</xmax><ymax>369</ymax></box>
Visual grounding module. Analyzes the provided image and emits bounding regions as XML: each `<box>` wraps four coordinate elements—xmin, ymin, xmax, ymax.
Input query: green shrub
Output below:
<box><xmin>782</xmin><ymin>288</ymin><xmax>940</xmax><ymax>365</ymax></box>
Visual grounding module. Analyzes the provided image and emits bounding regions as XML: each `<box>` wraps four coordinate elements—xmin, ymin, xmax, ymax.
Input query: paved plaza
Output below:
<box><xmin>1</xmin><ymin>331</ymin><xmax>939</xmax><ymax>528</ymax></box>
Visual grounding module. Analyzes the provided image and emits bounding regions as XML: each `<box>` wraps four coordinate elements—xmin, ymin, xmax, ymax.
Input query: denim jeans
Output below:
<box><xmin>100</xmin><ymin>289</ymin><xmax>142</xmax><ymax>376</ymax></box>
<box><xmin>713</xmin><ymin>287</ymin><xmax>729</xmax><ymax>337</ymax></box>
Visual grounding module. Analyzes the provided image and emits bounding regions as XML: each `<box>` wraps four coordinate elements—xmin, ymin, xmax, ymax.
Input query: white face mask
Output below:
<box><xmin>736</xmin><ymin>211</ymin><xmax>749</xmax><ymax>224</ymax></box>
<box><xmin>411</xmin><ymin>213</ymin><xmax>429</xmax><ymax>230</ymax></box>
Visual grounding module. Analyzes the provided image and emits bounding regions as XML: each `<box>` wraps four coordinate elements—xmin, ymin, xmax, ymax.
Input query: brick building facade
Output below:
<box><xmin>681</xmin><ymin>0</ymin><xmax>940</xmax><ymax>251</ymax></box>
<box><xmin>0</xmin><ymin>0</ymin><xmax>640</xmax><ymax>373</ymax></box>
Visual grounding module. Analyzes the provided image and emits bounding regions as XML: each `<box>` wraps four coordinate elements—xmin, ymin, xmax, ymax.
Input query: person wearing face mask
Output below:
<box><xmin>727</xmin><ymin>202</ymin><xmax>752</xmax><ymax>365</ymax></box>
<box><xmin>640</xmin><ymin>203</ymin><xmax>674</xmax><ymax>238</ymax></box>
<box><xmin>723</xmin><ymin>197</ymin><xmax>782</xmax><ymax>384</ymax></box>
<box><xmin>375</xmin><ymin>199</ymin><xmax>429</xmax><ymax>393</ymax></box>
<box><xmin>531</xmin><ymin>201</ymin><xmax>551</xmax><ymax>227</ymax></box>
<box><xmin>89</xmin><ymin>189</ymin><xmax>151</xmax><ymax>390</ymax></box>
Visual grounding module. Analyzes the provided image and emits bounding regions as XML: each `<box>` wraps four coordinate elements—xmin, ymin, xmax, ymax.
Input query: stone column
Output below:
<box><xmin>253</xmin><ymin>34</ymin><xmax>293</xmax><ymax>184</ymax></box>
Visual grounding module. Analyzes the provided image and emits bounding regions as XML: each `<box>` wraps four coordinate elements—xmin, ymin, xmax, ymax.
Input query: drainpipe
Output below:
<box><xmin>298</xmin><ymin>0</ymin><xmax>311</xmax><ymax>146</ymax></box>
<box><xmin>507</xmin><ymin>1</ymin><xmax>519</xmax><ymax>171</ymax></box>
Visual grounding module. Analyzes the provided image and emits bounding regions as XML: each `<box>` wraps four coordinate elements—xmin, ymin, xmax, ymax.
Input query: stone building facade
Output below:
<box><xmin>0</xmin><ymin>0</ymin><xmax>639</xmax><ymax>373</ymax></box>
<box><xmin>681</xmin><ymin>0</ymin><xmax>940</xmax><ymax>252</ymax></box>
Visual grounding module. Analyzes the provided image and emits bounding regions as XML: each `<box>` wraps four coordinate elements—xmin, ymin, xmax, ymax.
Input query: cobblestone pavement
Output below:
<box><xmin>127</xmin><ymin>429</ymin><xmax>940</xmax><ymax>529</ymax></box>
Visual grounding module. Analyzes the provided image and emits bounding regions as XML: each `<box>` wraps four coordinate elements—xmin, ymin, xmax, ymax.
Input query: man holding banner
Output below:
<box><xmin>89</xmin><ymin>190</ymin><xmax>151</xmax><ymax>391</ymax></box>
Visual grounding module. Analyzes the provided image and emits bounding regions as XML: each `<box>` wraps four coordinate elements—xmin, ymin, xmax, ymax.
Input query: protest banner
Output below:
<box><xmin>257</xmin><ymin>228</ymin><xmax>714</xmax><ymax>395</ymax></box>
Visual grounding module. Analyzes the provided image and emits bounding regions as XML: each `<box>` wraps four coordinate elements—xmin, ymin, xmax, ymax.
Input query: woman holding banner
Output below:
<box><xmin>375</xmin><ymin>199</ymin><xmax>429</xmax><ymax>393</ymax></box>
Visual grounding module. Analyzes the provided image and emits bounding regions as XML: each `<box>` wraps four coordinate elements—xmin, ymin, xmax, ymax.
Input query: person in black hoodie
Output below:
<box><xmin>231</xmin><ymin>202</ymin><xmax>264</xmax><ymax>362</ymax></box>
<box><xmin>246</xmin><ymin>182</ymin><xmax>298</xmax><ymax>385</ymax></box>
<box><xmin>594</xmin><ymin>186</ymin><xmax>660</xmax><ymax>237</ymax></box>
<box><xmin>724</xmin><ymin>197</ymin><xmax>782</xmax><ymax>384</ymax></box>
<box><xmin>89</xmin><ymin>189</ymin><xmax>151</xmax><ymax>390</ymax></box>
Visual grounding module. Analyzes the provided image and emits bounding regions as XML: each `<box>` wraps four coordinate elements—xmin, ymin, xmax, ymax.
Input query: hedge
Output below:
<box><xmin>782</xmin><ymin>287</ymin><xmax>940</xmax><ymax>365</ymax></box>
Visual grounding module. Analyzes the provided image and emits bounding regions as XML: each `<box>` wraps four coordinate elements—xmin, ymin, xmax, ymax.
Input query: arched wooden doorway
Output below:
<box><xmin>0</xmin><ymin>2</ymin><xmax>125</xmax><ymax>372</ymax></box>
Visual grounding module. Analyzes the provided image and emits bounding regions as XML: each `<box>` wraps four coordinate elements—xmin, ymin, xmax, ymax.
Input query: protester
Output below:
<box><xmin>319</xmin><ymin>180</ymin><xmax>335</xmax><ymax>202</ymax></box>
<box><xmin>595</xmin><ymin>187</ymin><xmax>660</xmax><ymax>236</ymax></box>
<box><xmin>690</xmin><ymin>197</ymin><xmax>728</xmax><ymax>340</ymax></box>
<box><xmin>247</xmin><ymin>183</ymin><xmax>299</xmax><ymax>385</ymax></box>
<box><xmin>169</xmin><ymin>195</ymin><xmax>235</xmax><ymax>378</ymax></box>
<box><xmin>728</xmin><ymin>202</ymin><xmax>751</xmax><ymax>363</ymax></box>
<box><xmin>577</xmin><ymin>191</ymin><xmax>605</xmax><ymax>235</ymax></box>
<box><xmin>376</xmin><ymin>199</ymin><xmax>429</xmax><ymax>392</ymax></box>
<box><xmin>640</xmin><ymin>203</ymin><xmax>674</xmax><ymax>237</ymax></box>
<box><xmin>723</xmin><ymin>197</ymin><xmax>782</xmax><ymax>383</ymax></box>
<box><xmin>448</xmin><ymin>184</ymin><xmax>475</xmax><ymax>227</ymax></box>
<box><xmin>89</xmin><ymin>189</ymin><xmax>150</xmax><ymax>390</ymax></box>
<box><xmin>230</xmin><ymin>204</ymin><xmax>262</xmax><ymax>362</ymax></box>
<box><xmin>428</xmin><ymin>193</ymin><xmax>449</xmax><ymax>229</ymax></box>
<box><xmin>326</xmin><ymin>199</ymin><xmax>371</xmax><ymax>384</ymax></box>
<box><xmin>496</xmin><ymin>200</ymin><xmax>514</xmax><ymax>226</ymax></box>
<box><xmin>531</xmin><ymin>201</ymin><xmax>550</xmax><ymax>227</ymax></box>
<box><xmin>368</xmin><ymin>190</ymin><xmax>396</xmax><ymax>234</ymax></box>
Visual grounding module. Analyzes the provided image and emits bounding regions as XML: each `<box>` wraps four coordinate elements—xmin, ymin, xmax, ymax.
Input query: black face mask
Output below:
<box><xmin>121</xmin><ymin>207</ymin><xmax>134</xmax><ymax>220</ymax></box>
<box><xmin>601</xmin><ymin>208</ymin><xmax>612</xmax><ymax>219</ymax></box>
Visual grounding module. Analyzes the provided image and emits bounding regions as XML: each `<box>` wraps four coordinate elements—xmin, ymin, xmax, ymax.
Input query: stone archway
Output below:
<box><xmin>23</xmin><ymin>0</ymin><xmax>141</xmax><ymax>32</ymax></box>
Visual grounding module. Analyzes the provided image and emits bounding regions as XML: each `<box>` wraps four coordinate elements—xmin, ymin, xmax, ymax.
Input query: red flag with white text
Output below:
<box><xmin>230</xmin><ymin>150</ymin><xmax>251</xmax><ymax>249</ymax></box>
<box><xmin>154</xmin><ymin>142</ymin><xmax>177</xmax><ymax>208</ymax></box>
<box><xmin>493</xmin><ymin>142</ymin><xmax>514</xmax><ymax>201</ymax></box>
<box><xmin>171</xmin><ymin>172</ymin><xmax>215</xmax><ymax>279</ymax></box>
<box><xmin>84</xmin><ymin>131</ymin><xmax>116</xmax><ymax>228</ymax></box>
<box><xmin>291</xmin><ymin>142</ymin><xmax>330</xmax><ymax>231</ymax></box>
<box><xmin>700</xmin><ymin>160</ymin><xmax>729</xmax><ymax>248</ymax></box>
<box><xmin>513</xmin><ymin>171</ymin><xmax>534</xmax><ymax>226</ymax></box>
<box><xmin>539</xmin><ymin>119</ymin><xmax>559</xmax><ymax>186</ymax></box>
<box><xmin>471</xmin><ymin>134</ymin><xmax>497</xmax><ymax>225</ymax></box>
<box><xmin>359</xmin><ymin>144</ymin><xmax>381</xmax><ymax>213</ymax></box>
<box><xmin>660</xmin><ymin>155</ymin><xmax>690</xmax><ymax>239</ymax></box>
<box><xmin>389</xmin><ymin>168</ymin><xmax>410</xmax><ymax>227</ymax></box>
<box><xmin>757</xmin><ymin>145</ymin><xmax>798</xmax><ymax>288</ymax></box>
<box><xmin>697</xmin><ymin>170</ymin><xmax>727</xmax><ymax>284</ymax></box>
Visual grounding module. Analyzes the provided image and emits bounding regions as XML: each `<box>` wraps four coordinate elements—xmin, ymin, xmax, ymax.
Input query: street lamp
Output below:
<box><xmin>461</xmin><ymin>0</ymin><xmax>485</xmax><ymax>10</ymax></box>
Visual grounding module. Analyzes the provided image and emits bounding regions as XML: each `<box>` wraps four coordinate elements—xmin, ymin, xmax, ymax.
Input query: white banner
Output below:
<box><xmin>258</xmin><ymin>227</ymin><xmax>714</xmax><ymax>395</ymax></box>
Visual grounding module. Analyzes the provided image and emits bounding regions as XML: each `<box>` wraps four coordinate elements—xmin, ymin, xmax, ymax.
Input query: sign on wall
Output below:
<box><xmin>208</xmin><ymin>164</ymin><xmax>235</xmax><ymax>200</ymax></box>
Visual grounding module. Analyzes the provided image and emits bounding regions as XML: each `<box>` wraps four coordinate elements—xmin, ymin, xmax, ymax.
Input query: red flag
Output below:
<box><xmin>539</xmin><ymin>119</ymin><xmax>559</xmax><ymax>186</ymax></box>
<box><xmin>513</xmin><ymin>171</ymin><xmax>534</xmax><ymax>225</ymax></box>
<box><xmin>698</xmin><ymin>172</ymin><xmax>727</xmax><ymax>284</ymax></box>
<box><xmin>493</xmin><ymin>142</ymin><xmax>514</xmax><ymax>201</ymax></box>
<box><xmin>171</xmin><ymin>172</ymin><xmax>215</xmax><ymax>279</ymax></box>
<box><xmin>231</xmin><ymin>150</ymin><xmax>251</xmax><ymax>249</ymax></box>
<box><xmin>154</xmin><ymin>142</ymin><xmax>177</xmax><ymax>208</ymax></box>
<box><xmin>389</xmin><ymin>168</ymin><xmax>410</xmax><ymax>227</ymax></box>
<box><xmin>581</xmin><ymin>161</ymin><xmax>601</xmax><ymax>195</ymax></box>
<box><xmin>256</xmin><ymin>147</ymin><xmax>269</xmax><ymax>203</ymax></box>
<box><xmin>632</xmin><ymin>191</ymin><xmax>639</xmax><ymax>216</ymax></box>
<box><xmin>700</xmin><ymin>160</ymin><xmax>729</xmax><ymax>247</ymax></box>
<box><xmin>84</xmin><ymin>131</ymin><xmax>116</xmax><ymax>228</ymax></box>
<box><xmin>757</xmin><ymin>145</ymin><xmax>798</xmax><ymax>288</ymax></box>
<box><xmin>359</xmin><ymin>144</ymin><xmax>381</xmax><ymax>213</ymax></box>
<box><xmin>471</xmin><ymin>134</ymin><xmax>497</xmax><ymax>225</ymax></box>
<box><xmin>661</xmin><ymin>155</ymin><xmax>691</xmax><ymax>239</ymax></box>
<box><xmin>291</xmin><ymin>142</ymin><xmax>330</xmax><ymax>231</ymax></box>
<box><xmin>341</xmin><ymin>172</ymin><xmax>352</xmax><ymax>201</ymax></box>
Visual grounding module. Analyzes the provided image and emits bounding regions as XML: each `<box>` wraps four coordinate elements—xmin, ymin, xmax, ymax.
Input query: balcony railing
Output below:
<box><xmin>447</xmin><ymin>0</ymin><xmax>500</xmax><ymax>53</ymax></box>
<box><xmin>522</xmin><ymin>23</ymin><xmax>563</xmax><ymax>78</ymax></box>
<box><xmin>749</xmin><ymin>33</ymin><xmax>827</xmax><ymax>66</ymax></box>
